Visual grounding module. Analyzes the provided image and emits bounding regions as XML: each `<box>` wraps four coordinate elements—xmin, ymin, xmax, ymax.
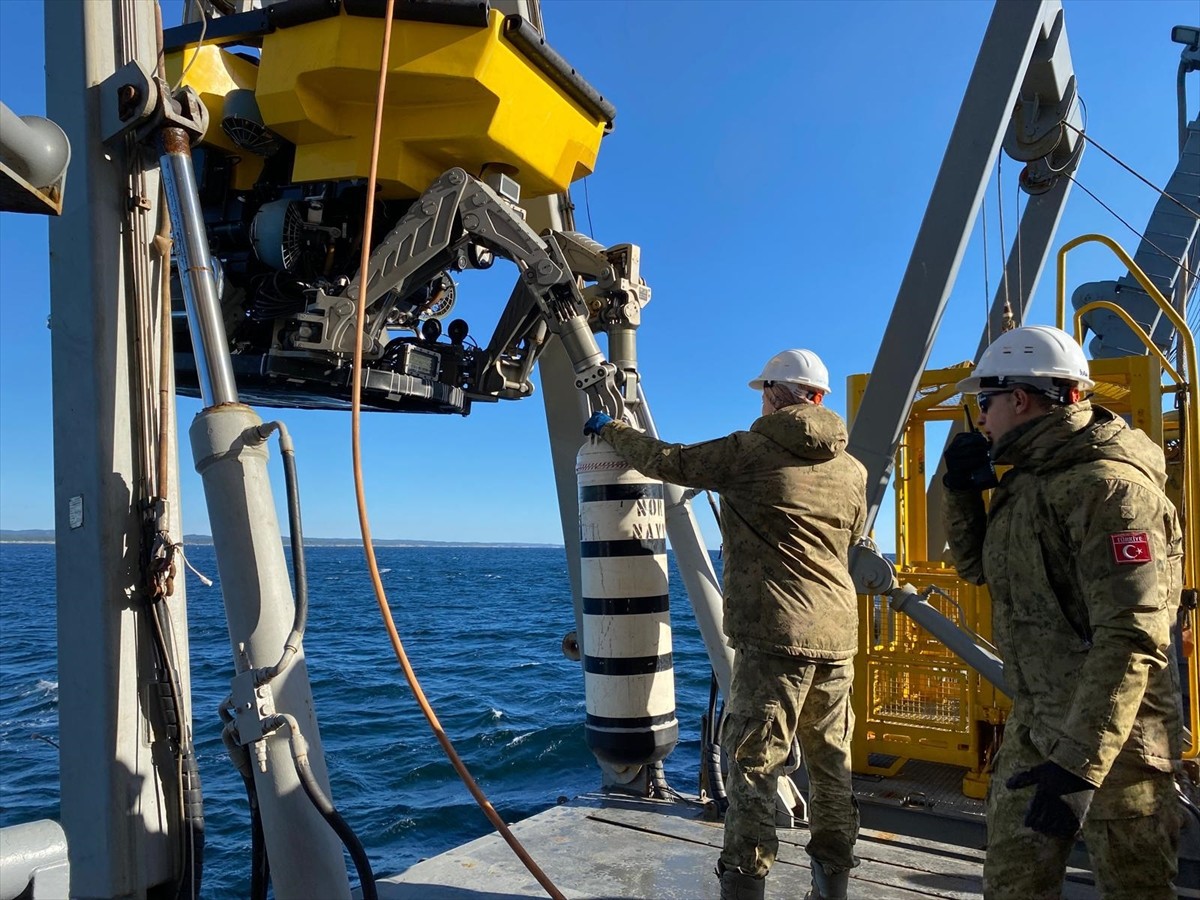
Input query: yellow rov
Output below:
<box><xmin>165</xmin><ymin>4</ymin><xmax>612</xmax><ymax>196</ymax></box>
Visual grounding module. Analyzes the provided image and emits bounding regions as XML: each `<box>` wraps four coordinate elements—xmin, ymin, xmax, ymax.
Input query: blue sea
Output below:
<box><xmin>0</xmin><ymin>543</ymin><xmax>720</xmax><ymax>896</ymax></box>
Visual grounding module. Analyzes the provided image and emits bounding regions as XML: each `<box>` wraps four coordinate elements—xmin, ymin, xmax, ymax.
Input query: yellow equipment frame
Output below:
<box><xmin>846</xmin><ymin>232</ymin><xmax>1199</xmax><ymax>795</ymax></box>
<box><xmin>848</xmin><ymin>365</ymin><xmax>1016</xmax><ymax>797</ymax></box>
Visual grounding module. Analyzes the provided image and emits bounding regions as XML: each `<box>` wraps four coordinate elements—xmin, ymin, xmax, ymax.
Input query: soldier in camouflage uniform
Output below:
<box><xmin>941</xmin><ymin>326</ymin><xmax>1183</xmax><ymax>900</ymax></box>
<box><xmin>584</xmin><ymin>349</ymin><xmax>868</xmax><ymax>900</ymax></box>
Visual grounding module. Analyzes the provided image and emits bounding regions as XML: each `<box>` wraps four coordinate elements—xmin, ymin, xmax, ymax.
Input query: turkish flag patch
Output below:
<box><xmin>1110</xmin><ymin>531</ymin><xmax>1152</xmax><ymax>565</ymax></box>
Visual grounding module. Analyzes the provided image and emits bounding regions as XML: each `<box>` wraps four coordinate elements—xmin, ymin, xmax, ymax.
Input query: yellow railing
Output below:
<box><xmin>1057</xmin><ymin>233</ymin><xmax>1199</xmax><ymax>760</ymax></box>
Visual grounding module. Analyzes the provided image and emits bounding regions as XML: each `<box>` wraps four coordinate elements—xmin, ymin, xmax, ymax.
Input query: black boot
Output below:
<box><xmin>716</xmin><ymin>861</ymin><xmax>766</xmax><ymax>900</ymax></box>
<box><xmin>804</xmin><ymin>861</ymin><xmax>848</xmax><ymax>900</ymax></box>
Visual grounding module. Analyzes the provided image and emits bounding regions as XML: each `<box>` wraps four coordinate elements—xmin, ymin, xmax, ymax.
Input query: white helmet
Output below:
<box><xmin>956</xmin><ymin>325</ymin><xmax>1095</xmax><ymax>394</ymax></box>
<box><xmin>749</xmin><ymin>349</ymin><xmax>832</xmax><ymax>394</ymax></box>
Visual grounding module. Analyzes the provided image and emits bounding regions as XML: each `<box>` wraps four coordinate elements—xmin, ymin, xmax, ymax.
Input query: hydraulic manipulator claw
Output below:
<box><xmin>340</xmin><ymin>166</ymin><xmax>631</xmax><ymax>416</ymax></box>
<box><xmin>519</xmin><ymin>229</ymin><xmax>625</xmax><ymax>419</ymax></box>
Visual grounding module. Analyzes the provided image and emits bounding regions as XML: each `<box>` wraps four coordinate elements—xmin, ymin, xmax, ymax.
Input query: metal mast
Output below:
<box><xmin>45</xmin><ymin>1</ymin><xmax>186</xmax><ymax>895</ymax></box>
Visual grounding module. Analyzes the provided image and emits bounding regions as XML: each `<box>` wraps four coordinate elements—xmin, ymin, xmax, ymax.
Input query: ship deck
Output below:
<box><xmin>373</xmin><ymin>790</ymin><xmax>1103</xmax><ymax>899</ymax></box>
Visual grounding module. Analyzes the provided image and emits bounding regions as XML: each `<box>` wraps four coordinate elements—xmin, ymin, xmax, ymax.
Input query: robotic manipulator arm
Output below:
<box><xmin>308</xmin><ymin>167</ymin><xmax>647</xmax><ymax>419</ymax></box>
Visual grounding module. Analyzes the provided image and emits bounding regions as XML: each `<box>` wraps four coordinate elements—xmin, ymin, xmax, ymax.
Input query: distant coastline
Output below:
<box><xmin>0</xmin><ymin>529</ymin><xmax>562</xmax><ymax>549</ymax></box>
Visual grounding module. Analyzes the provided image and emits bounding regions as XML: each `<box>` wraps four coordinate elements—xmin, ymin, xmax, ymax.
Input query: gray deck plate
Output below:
<box><xmin>374</xmin><ymin>793</ymin><xmax>1101</xmax><ymax>899</ymax></box>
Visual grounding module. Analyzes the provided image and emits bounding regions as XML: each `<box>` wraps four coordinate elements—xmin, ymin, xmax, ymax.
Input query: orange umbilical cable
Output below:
<box><xmin>348</xmin><ymin>6</ymin><xmax>567</xmax><ymax>900</ymax></box>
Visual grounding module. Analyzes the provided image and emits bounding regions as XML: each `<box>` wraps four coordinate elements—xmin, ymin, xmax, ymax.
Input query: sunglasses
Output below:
<box><xmin>976</xmin><ymin>390</ymin><xmax>1016</xmax><ymax>413</ymax></box>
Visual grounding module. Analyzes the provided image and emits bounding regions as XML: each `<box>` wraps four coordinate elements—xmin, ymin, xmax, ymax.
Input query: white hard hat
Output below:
<box><xmin>956</xmin><ymin>325</ymin><xmax>1095</xmax><ymax>394</ymax></box>
<box><xmin>749</xmin><ymin>349</ymin><xmax>832</xmax><ymax>394</ymax></box>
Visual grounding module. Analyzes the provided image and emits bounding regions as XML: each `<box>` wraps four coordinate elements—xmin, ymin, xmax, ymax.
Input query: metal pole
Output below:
<box><xmin>163</xmin><ymin>116</ymin><xmax>347</xmax><ymax>897</ymax></box>
<box><xmin>158</xmin><ymin>72</ymin><xmax>346</xmax><ymax>898</ymax></box>
<box><xmin>159</xmin><ymin>127</ymin><xmax>239</xmax><ymax>407</ymax></box>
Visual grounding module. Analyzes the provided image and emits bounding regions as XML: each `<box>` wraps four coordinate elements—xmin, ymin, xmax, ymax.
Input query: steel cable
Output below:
<box><xmin>1063</xmin><ymin>119</ymin><xmax>1200</xmax><ymax>220</ymax></box>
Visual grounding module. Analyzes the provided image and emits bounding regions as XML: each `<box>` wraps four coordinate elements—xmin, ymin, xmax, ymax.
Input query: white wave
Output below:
<box><xmin>378</xmin><ymin>567</ymin><xmax>392</xmax><ymax>574</ymax></box>
<box><xmin>22</xmin><ymin>679</ymin><xmax>58</xmax><ymax>699</ymax></box>
<box><xmin>508</xmin><ymin>731</ymin><xmax>534</xmax><ymax>747</ymax></box>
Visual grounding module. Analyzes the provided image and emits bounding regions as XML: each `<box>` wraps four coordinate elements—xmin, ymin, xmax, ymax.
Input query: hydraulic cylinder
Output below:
<box><xmin>190</xmin><ymin>404</ymin><xmax>350</xmax><ymax>899</ymax></box>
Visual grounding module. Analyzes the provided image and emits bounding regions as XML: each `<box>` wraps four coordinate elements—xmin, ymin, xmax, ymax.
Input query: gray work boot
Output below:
<box><xmin>715</xmin><ymin>861</ymin><xmax>767</xmax><ymax>900</ymax></box>
<box><xmin>804</xmin><ymin>861</ymin><xmax>849</xmax><ymax>900</ymax></box>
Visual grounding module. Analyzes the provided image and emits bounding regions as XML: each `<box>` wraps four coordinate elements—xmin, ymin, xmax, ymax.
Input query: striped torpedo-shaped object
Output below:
<box><xmin>576</xmin><ymin>439</ymin><xmax>678</xmax><ymax>768</ymax></box>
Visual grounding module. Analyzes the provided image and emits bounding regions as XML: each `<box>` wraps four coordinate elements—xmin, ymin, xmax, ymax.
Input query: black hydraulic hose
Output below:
<box><xmin>248</xmin><ymin>785</ymin><xmax>270</xmax><ymax>900</ymax></box>
<box><xmin>221</xmin><ymin>723</ymin><xmax>271</xmax><ymax>900</ymax></box>
<box><xmin>294</xmin><ymin>752</ymin><xmax>377</xmax><ymax>900</ymax></box>
<box><xmin>148</xmin><ymin>601</ymin><xmax>206</xmax><ymax>900</ymax></box>
<box><xmin>178</xmin><ymin>751</ymin><xmax>205</xmax><ymax>900</ymax></box>
<box><xmin>704</xmin><ymin>673</ymin><xmax>728</xmax><ymax>808</ymax></box>
<box><xmin>254</xmin><ymin>422</ymin><xmax>308</xmax><ymax>684</ymax></box>
<box><xmin>270</xmin><ymin>714</ymin><xmax>377</xmax><ymax>900</ymax></box>
<box><xmin>280</xmin><ymin>431</ymin><xmax>308</xmax><ymax>639</ymax></box>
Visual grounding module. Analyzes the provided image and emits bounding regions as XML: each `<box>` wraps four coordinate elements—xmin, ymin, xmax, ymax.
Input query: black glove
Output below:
<box><xmin>1006</xmin><ymin>761</ymin><xmax>1096</xmax><ymax>837</ymax></box>
<box><xmin>942</xmin><ymin>431</ymin><xmax>998</xmax><ymax>492</ymax></box>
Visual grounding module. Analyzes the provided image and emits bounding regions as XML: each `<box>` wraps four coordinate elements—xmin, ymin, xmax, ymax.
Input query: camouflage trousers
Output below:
<box><xmin>985</xmin><ymin>723</ymin><xmax>1180</xmax><ymax>900</ymax></box>
<box><xmin>719</xmin><ymin>648</ymin><xmax>859</xmax><ymax>879</ymax></box>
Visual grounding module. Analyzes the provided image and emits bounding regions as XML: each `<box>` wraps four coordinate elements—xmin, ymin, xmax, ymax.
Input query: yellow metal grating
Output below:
<box><xmin>862</xmin><ymin>575</ymin><xmax>979</xmax><ymax>738</ymax></box>
<box><xmin>868</xmin><ymin>660</ymin><xmax>968</xmax><ymax>730</ymax></box>
<box><xmin>1089</xmin><ymin>380</ymin><xmax>1129</xmax><ymax>403</ymax></box>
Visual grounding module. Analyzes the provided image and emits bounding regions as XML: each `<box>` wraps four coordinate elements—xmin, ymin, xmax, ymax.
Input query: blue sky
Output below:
<box><xmin>0</xmin><ymin>0</ymin><xmax>1195</xmax><ymax>551</ymax></box>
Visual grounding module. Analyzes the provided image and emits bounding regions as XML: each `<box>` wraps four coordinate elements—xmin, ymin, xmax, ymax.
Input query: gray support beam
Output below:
<box><xmin>505</xmin><ymin>0</ymin><xmax>589</xmax><ymax>641</ymax></box>
<box><xmin>847</xmin><ymin>0</ymin><xmax>1053</xmax><ymax>535</ymax></box>
<box><xmin>538</xmin><ymin>336</ymin><xmax>589</xmax><ymax>644</ymax></box>
<box><xmin>521</xmin><ymin>180</ymin><xmax>588</xmax><ymax>648</ymax></box>
<box><xmin>499</xmin><ymin>0</ymin><xmax>624</xmax><ymax>782</ymax></box>
<box><xmin>925</xmin><ymin>173</ymin><xmax>1075</xmax><ymax>557</ymax></box>
<box><xmin>968</xmin><ymin>174</ymin><xmax>1075</xmax><ymax>380</ymax></box>
<box><xmin>45</xmin><ymin>1</ymin><xmax>189</xmax><ymax>895</ymax></box>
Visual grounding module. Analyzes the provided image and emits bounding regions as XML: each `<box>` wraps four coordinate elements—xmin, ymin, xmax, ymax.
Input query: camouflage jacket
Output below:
<box><xmin>944</xmin><ymin>402</ymin><xmax>1182</xmax><ymax>788</ymax></box>
<box><xmin>604</xmin><ymin>404</ymin><xmax>867</xmax><ymax>659</ymax></box>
